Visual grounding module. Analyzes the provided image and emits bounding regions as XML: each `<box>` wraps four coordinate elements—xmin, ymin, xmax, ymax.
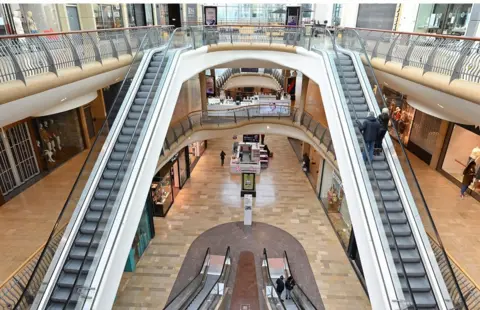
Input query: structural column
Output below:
<box><xmin>199</xmin><ymin>72</ymin><xmax>208</xmax><ymax>111</ymax></box>
<box><xmin>430</xmin><ymin>120</ymin><xmax>450</xmax><ymax>169</ymax></box>
<box><xmin>78</xmin><ymin>106</ymin><xmax>92</xmax><ymax>149</ymax></box>
<box><xmin>298</xmin><ymin>74</ymin><xmax>310</xmax><ymax>111</ymax></box>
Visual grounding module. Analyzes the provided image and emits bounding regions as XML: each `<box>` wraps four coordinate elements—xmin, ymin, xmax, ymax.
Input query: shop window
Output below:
<box><xmin>178</xmin><ymin>148</ymin><xmax>188</xmax><ymax>186</ymax></box>
<box><xmin>441</xmin><ymin>124</ymin><xmax>480</xmax><ymax>183</ymax></box>
<box><xmin>319</xmin><ymin>162</ymin><xmax>351</xmax><ymax>249</ymax></box>
<box><xmin>415</xmin><ymin>3</ymin><xmax>472</xmax><ymax>35</ymax></box>
<box><xmin>33</xmin><ymin>110</ymin><xmax>86</xmax><ymax>171</ymax></box>
<box><xmin>93</xmin><ymin>4</ymin><xmax>123</xmax><ymax>29</ymax></box>
<box><xmin>408</xmin><ymin>110</ymin><xmax>442</xmax><ymax>163</ymax></box>
<box><xmin>125</xmin><ymin>205</ymin><xmax>154</xmax><ymax>272</ymax></box>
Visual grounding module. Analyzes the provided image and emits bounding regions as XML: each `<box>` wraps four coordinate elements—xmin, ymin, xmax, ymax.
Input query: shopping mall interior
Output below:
<box><xmin>0</xmin><ymin>2</ymin><xmax>479</xmax><ymax>310</ymax></box>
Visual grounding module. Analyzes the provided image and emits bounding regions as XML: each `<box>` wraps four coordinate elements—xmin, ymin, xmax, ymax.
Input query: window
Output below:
<box><xmin>93</xmin><ymin>4</ymin><xmax>123</xmax><ymax>29</ymax></box>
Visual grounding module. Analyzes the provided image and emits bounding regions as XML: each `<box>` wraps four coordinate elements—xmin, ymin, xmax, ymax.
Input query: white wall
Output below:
<box><xmin>313</xmin><ymin>3</ymin><xmax>333</xmax><ymax>25</ymax></box>
<box><xmin>396</xmin><ymin>3</ymin><xmax>419</xmax><ymax>32</ymax></box>
<box><xmin>340</xmin><ymin>3</ymin><xmax>359</xmax><ymax>27</ymax></box>
<box><xmin>466</xmin><ymin>4</ymin><xmax>480</xmax><ymax>37</ymax></box>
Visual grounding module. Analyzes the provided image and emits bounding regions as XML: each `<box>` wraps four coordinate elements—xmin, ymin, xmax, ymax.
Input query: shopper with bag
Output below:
<box><xmin>375</xmin><ymin>108</ymin><xmax>390</xmax><ymax>155</ymax></box>
<box><xmin>460</xmin><ymin>161</ymin><xmax>476</xmax><ymax>199</ymax></box>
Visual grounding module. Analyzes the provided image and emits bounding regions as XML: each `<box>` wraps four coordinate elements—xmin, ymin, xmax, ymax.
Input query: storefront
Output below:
<box><xmin>439</xmin><ymin>123</ymin><xmax>480</xmax><ymax>201</ymax></box>
<box><xmin>188</xmin><ymin>140</ymin><xmax>206</xmax><ymax>173</ymax></box>
<box><xmin>150</xmin><ymin>143</ymin><xmax>207</xmax><ymax>216</ymax></box>
<box><xmin>124</xmin><ymin>202</ymin><xmax>155</xmax><ymax>272</ymax></box>
<box><xmin>32</xmin><ymin>109</ymin><xmax>86</xmax><ymax>171</ymax></box>
<box><xmin>93</xmin><ymin>4</ymin><xmax>124</xmax><ymax>29</ymax></box>
<box><xmin>317</xmin><ymin>159</ymin><xmax>364</xmax><ymax>277</ymax></box>
<box><xmin>126</xmin><ymin>4</ymin><xmax>154</xmax><ymax>27</ymax></box>
<box><xmin>414</xmin><ymin>3</ymin><xmax>473</xmax><ymax>36</ymax></box>
<box><xmin>383</xmin><ymin>86</ymin><xmax>443</xmax><ymax>165</ymax></box>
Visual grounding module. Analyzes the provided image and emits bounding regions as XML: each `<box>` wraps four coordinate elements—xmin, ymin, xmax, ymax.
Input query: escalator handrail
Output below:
<box><xmin>13</xmin><ymin>26</ymin><xmax>172</xmax><ymax>309</ymax></box>
<box><xmin>198</xmin><ymin>246</ymin><xmax>231</xmax><ymax>309</ymax></box>
<box><xmin>336</xmin><ymin>27</ymin><xmax>467</xmax><ymax>309</ymax></box>
<box><xmin>283</xmin><ymin>251</ymin><xmax>317</xmax><ymax>310</ymax></box>
<box><xmin>263</xmin><ymin>248</ymin><xmax>287</xmax><ymax>310</ymax></box>
<box><xmin>319</xmin><ymin>28</ymin><xmax>416</xmax><ymax>307</ymax></box>
<box><xmin>163</xmin><ymin>247</ymin><xmax>211</xmax><ymax>309</ymax></box>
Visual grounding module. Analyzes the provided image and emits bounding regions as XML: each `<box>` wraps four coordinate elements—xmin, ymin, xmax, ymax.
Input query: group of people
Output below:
<box><xmin>357</xmin><ymin>108</ymin><xmax>390</xmax><ymax>162</ymax></box>
<box><xmin>275</xmin><ymin>275</ymin><xmax>296</xmax><ymax>302</ymax></box>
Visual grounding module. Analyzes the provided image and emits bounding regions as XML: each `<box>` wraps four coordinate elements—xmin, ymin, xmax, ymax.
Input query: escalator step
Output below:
<box><xmin>392</xmin><ymin>250</ymin><xmax>421</xmax><ymax>264</ymax></box>
<box><xmin>400</xmin><ymin>277</ymin><xmax>431</xmax><ymax>292</ymax></box>
<box><xmin>141</xmin><ymin>79</ymin><xmax>155</xmax><ymax>86</ymax></box>
<box><xmin>385</xmin><ymin>224</ymin><xmax>412</xmax><ymax>237</ymax></box>
<box><xmin>107</xmin><ymin>160</ymin><xmax>122</xmax><ymax>170</ymax></box>
<box><xmin>131</xmin><ymin>104</ymin><xmax>151</xmax><ymax>112</ymax></box>
<box><xmin>85</xmin><ymin>210</ymin><xmax>110</xmax><ymax>223</ymax></box>
<box><xmin>80</xmin><ymin>221</ymin><xmax>105</xmax><ymax>234</ymax></box>
<box><xmin>380</xmin><ymin>211</ymin><xmax>407</xmax><ymax>224</ymax></box>
<box><xmin>114</xmin><ymin>143</ymin><xmax>129</xmax><ymax>152</ymax></box>
<box><xmin>368</xmin><ymin>170</ymin><xmax>392</xmax><ymax>180</ymax></box>
<box><xmin>396</xmin><ymin>262</ymin><xmax>426</xmax><ymax>277</ymax></box>
<box><xmin>347</xmin><ymin>97</ymin><xmax>366</xmax><ymax>105</ymax></box>
<box><xmin>376</xmin><ymin>180</ymin><xmax>396</xmax><ymax>191</ymax></box>
<box><xmin>57</xmin><ymin>273</ymin><xmax>86</xmax><ymax>288</ymax></box>
<box><xmin>372</xmin><ymin>161</ymin><xmax>389</xmax><ymax>170</ymax></box>
<box><xmin>147</xmin><ymin>67</ymin><xmax>160</xmax><ymax>73</ymax></box>
<box><xmin>375</xmin><ymin>190</ymin><xmax>400</xmax><ymax>201</ymax></box>
<box><xmin>69</xmin><ymin>246</ymin><xmax>96</xmax><ymax>261</ymax></box>
<box><xmin>75</xmin><ymin>234</ymin><xmax>101</xmax><ymax>247</ymax></box>
<box><xmin>51</xmin><ymin>287</ymin><xmax>70</xmax><ymax>303</ymax></box>
<box><xmin>384</xmin><ymin>201</ymin><xmax>404</xmax><ymax>213</ymax></box>
<box><xmin>388</xmin><ymin>236</ymin><xmax>416</xmax><ymax>250</ymax></box>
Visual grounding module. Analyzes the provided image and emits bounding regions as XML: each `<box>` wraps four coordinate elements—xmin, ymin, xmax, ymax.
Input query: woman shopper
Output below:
<box><xmin>461</xmin><ymin>161</ymin><xmax>476</xmax><ymax>199</ymax></box>
<box><xmin>285</xmin><ymin>276</ymin><xmax>296</xmax><ymax>300</ymax></box>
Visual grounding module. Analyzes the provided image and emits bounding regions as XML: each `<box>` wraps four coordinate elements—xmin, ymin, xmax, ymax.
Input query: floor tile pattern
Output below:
<box><xmin>113</xmin><ymin>135</ymin><xmax>370</xmax><ymax>310</ymax></box>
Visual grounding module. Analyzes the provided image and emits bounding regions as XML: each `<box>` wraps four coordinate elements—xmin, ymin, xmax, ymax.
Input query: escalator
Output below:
<box><xmin>13</xmin><ymin>27</ymin><xmax>192</xmax><ymax>310</ymax></box>
<box><xmin>47</xmin><ymin>50</ymin><xmax>171</xmax><ymax>309</ymax></box>
<box><xmin>164</xmin><ymin>247</ymin><xmax>231</xmax><ymax>310</ymax></box>
<box><xmin>333</xmin><ymin>52</ymin><xmax>437</xmax><ymax>309</ymax></box>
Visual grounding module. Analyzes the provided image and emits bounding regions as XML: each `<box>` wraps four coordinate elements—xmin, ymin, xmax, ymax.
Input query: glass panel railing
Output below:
<box><xmin>163</xmin><ymin>248</ymin><xmax>211</xmax><ymax>310</ymax></box>
<box><xmin>283</xmin><ymin>251</ymin><xmax>317</xmax><ymax>310</ymax></box>
<box><xmin>14</xmin><ymin>26</ymin><xmax>173</xmax><ymax>309</ymax></box>
<box><xmin>262</xmin><ymin>249</ymin><xmax>286</xmax><ymax>310</ymax></box>
<box><xmin>198</xmin><ymin>247</ymin><xmax>231</xmax><ymax>310</ymax></box>
<box><xmin>334</xmin><ymin>27</ymin><xmax>467</xmax><ymax>309</ymax></box>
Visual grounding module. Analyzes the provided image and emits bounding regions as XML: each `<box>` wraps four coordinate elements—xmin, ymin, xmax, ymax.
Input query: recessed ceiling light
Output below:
<box><xmin>267</xmin><ymin>126</ymin><xmax>270</xmax><ymax>129</ymax></box>
<box><xmin>61</xmin><ymin>97</ymin><xmax>67</xmax><ymax>102</ymax></box>
<box><xmin>437</xmin><ymin>104</ymin><xmax>444</xmax><ymax>108</ymax></box>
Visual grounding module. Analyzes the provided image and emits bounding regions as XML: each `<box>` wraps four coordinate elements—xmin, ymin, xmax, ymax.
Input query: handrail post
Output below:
<box><xmin>371</xmin><ymin>31</ymin><xmax>383</xmax><ymax>58</ymax></box>
<box><xmin>423</xmin><ymin>38</ymin><xmax>444</xmax><ymax>75</ymax></box>
<box><xmin>1</xmin><ymin>41</ymin><xmax>26</xmax><ymax>83</ymax></box>
<box><xmin>402</xmin><ymin>35</ymin><xmax>420</xmax><ymax>68</ymax></box>
<box><xmin>108</xmin><ymin>34</ymin><xmax>119</xmax><ymax>59</ymax></box>
<box><xmin>269</xmin><ymin>28</ymin><xmax>272</xmax><ymax>45</ymax></box>
<box><xmin>123</xmin><ymin>30</ymin><xmax>132</xmax><ymax>55</ymax></box>
<box><xmin>187</xmin><ymin>115</ymin><xmax>193</xmax><ymax>130</ymax></box>
<box><xmin>385</xmin><ymin>33</ymin><xmax>401</xmax><ymax>63</ymax></box>
<box><xmin>292</xmin><ymin>108</ymin><xmax>297</xmax><ymax>123</ymax></box>
<box><xmin>64</xmin><ymin>34</ymin><xmax>82</xmax><ymax>68</ymax></box>
<box><xmin>87</xmin><ymin>32</ymin><xmax>102</xmax><ymax>64</ymax></box>
<box><xmin>230</xmin><ymin>28</ymin><xmax>233</xmax><ymax>44</ymax></box>
<box><xmin>450</xmin><ymin>40</ymin><xmax>474</xmax><ymax>83</ymax></box>
<box><xmin>247</xmin><ymin>108</ymin><xmax>250</xmax><ymax>120</ymax></box>
<box><xmin>233</xmin><ymin>111</ymin><xmax>237</xmax><ymax>123</ymax></box>
<box><xmin>36</xmin><ymin>37</ymin><xmax>58</xmax><ymax>76</ymax></box>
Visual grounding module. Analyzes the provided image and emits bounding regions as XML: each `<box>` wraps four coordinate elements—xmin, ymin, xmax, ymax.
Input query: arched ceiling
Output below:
<box><xmin>223</xmin><ymin>74</ymin><xmax>281</xmax><ymax>91</ymax></box>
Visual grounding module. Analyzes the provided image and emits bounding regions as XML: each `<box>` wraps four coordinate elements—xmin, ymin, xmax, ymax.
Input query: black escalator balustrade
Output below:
<box><xmin>47</xmin><ymin>51</ymin><xmax>170</xmax><ymax>309</ymax></box>
<box><xmin>334</xmin><ymin>53</ymin><xmax>437</xmax><ymax>309</ymax></box>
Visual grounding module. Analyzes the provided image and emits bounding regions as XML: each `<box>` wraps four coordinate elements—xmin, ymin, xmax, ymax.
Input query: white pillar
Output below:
<box><xmin>340</xmin><ymin>4</ymin><xmax>359</xmax><ymax>27</ymax></box>
<box><xmin>396</xmin><ymin>3</ymin><xmax>420</xmax><ymax>32</ymax></box>
<box><xmin>243</xmin><ymin>194</ymin><xmax>253</xmax><ymax>226</ymax></box>
<box><xmin>466</xmin><ymin>4</ymin><xmax>480</xmax><ymax>37</ymax></box>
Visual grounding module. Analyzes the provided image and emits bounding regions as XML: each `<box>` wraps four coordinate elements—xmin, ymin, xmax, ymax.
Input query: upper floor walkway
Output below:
<box><xmin>0</xmin><ymin>25</ymin><xmax>479</xmax><ymax>128</ymax></box>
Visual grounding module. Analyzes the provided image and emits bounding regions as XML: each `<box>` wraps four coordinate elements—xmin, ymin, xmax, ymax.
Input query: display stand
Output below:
<box><xmin>150</xmin><ymin>181</ymin><xmax>173</xmax><ymax>217</ymax></box>
<box><xmin>230</xmin><ymin>142</ymin><xmax>269</xmax><ymax>174</ymax></box>
<box><xmin>244</xmin><ymin>194</ymin><xmax>253</xmax><ymax>226</ymax></box>
<box><xmin>241</xmin><ymin>172</ymin><xmax>256</xmax><ymax>197</ymax></box>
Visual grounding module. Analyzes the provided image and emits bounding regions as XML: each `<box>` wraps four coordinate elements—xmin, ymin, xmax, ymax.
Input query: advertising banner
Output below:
<box><xmin>285</xmin><ymin>6</ymin><xmax>301</xmax><ymax>26</ymax></box>
<box><xmin>206</xmin><ymin>76</ymin><xmax>215</xmax><ymax>95</ymax></box>
<box><xmin>204</xmin><ymin>6</ymin><xmax>217</xmax><ymax>26</ymax></box>
<box><xmin>186</xmin><ymin>4</ymin><xmax>197</xmax><ymax>25</ymax></box>
<box><xmin>287</xmin><ymin>77</ymin><xmax>296</xmax><ymax>97</ymax></box>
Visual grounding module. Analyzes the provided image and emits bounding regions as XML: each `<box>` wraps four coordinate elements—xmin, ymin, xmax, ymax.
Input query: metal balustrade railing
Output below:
<box><xmin>0</xmin><ymin>26</ymin><xmax>173</xmax><ymax>84</ymax></box>
<box><xmin>340</xmin><ymin>27</ymin><xmax>480</xmax><ymax>83</ymax></box>
<box><xmin>160</xmin><ymin>104</ymin><xmax>336</xmax><ymax>161</ymax></box>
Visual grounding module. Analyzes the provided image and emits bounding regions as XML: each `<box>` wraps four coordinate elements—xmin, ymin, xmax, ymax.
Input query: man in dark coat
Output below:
<box><xmin>220</xmin><ymin>150</ymin><xmax>226</xmax><ymax>166</ymax></box>
<box><xmin>358</xmin><ymin>111</ymin><xmax>381</xmax><ymax>162</ymax></box>
<box><xmin>276</xmin><ymin>275</ymin><xmax>285</xmax><ymax>302</ymax></box>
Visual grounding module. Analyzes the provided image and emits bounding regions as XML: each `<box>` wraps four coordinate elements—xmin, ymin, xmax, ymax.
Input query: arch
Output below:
<box><xmin>223</xmin><ymin>74</ymin><xmax>282</xmax><ymax>91</ymax></box>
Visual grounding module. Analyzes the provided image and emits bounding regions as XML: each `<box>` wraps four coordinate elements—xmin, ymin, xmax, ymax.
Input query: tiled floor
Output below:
<box><xmin>113</xmin><ymin>135</ymin><xmax>370</xmax><ymax>310</ymax></box>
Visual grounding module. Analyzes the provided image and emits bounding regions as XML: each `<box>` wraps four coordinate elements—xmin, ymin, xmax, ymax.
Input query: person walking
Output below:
<box><xmin>220</xmin><ymin>150</ymin><xmax>226</xmax><ymax>166</ymax></box>
<box><xmin>461</xmin><ymin>161</ymin><xmax>476</xmax><ymax>199</ymax></box>
<box><xmin>302</xmin><ymin>153</ymin><xmax>310</xmax><ymax>173</ymax></box>
<box><xmin>276</xmin><ymin>275</ymin><xmax>285</xmax><ymax>302</ymax></box>
<box><xmin>375</xmin><ymin>108</ymin><xmax>390</xmax><ymax>155</ymax></box>
<box><xmin>357</xmin><ymin>111</ymin><xmax>381</xmax><ymax>162</ymax></box>
<box><xmin>285</xmin><ymin>276</ymin><xmax>296</xmax><ymax>300</ymax></box>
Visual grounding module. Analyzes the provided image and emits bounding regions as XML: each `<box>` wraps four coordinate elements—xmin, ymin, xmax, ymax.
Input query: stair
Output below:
<box><xmin>46</xmin><ymin>51</ymin><xmax>170</xmax><ymax>309</ymax></box>
<box><xmin>334</xmin><ymin>53</ymin><xmax>437</xmax><ymax>309</ymax></box>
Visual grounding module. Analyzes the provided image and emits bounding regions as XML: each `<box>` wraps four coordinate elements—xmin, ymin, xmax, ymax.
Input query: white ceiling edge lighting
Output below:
<box><xmin>34</xmin><ymin>92</ymin><xmax>98</xmax><ymax>117</ymax></box>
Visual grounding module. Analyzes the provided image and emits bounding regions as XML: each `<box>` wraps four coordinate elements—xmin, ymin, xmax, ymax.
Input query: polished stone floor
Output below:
<box><xmin>113</xmin><ymin>135</ymin><xmax>370</xmax><ymax>309</ymax></box>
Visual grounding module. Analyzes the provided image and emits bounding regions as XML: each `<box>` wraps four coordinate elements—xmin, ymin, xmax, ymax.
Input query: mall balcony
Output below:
<box><xmin>0</xmin><ymin>23</ymin><xmax>479</xmax><ymax>310</ymax></box>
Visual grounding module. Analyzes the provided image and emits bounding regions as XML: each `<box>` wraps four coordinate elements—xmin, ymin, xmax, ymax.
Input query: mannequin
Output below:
<box><xmin>13</xmin><ymin>10</ymin><xmax>25</xmax><ymax>35</ymax></box>
<box><xmin>43</xmin><ymin>120</ymin><xmax>56</xmax><ymax>153</ymax></box>
<box><xmin>26</xmin><ymin>11</ymin><xmax>38</xmax><ymax>33</ymax></box>
<box><xmin>38</xmin><ymin>123</ymin><xmax>54</xmax><ymax>162</ymax></box>
<box><xmin>49</xmin><ymin>119</ymin><xmax>62</xmax><ymax>151</ymax></box>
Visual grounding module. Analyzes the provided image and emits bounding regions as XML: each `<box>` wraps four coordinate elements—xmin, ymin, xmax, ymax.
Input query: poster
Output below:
<box><xmin>204</xmin><ymin>6</ymin><xmax>217</xmax><ymax>25</ymax></box>
<box><xmin>186</xmin><ymin>4</ymin><xmax>197</xmax><ymax>25</ymax></box>
<box><xmin>285</xmin><ymin>6</ymin><xmax>300</xmax><ymax>26</ymax></box>
<box><xmin>287</xmin><ymin>77</ymin><xmax>296</xmax><ymax>95</ymax></box>
<box><xmin>206</xmin><ymin>76</ymin><xmax>214</xmax><ymax>95</ymax></box>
